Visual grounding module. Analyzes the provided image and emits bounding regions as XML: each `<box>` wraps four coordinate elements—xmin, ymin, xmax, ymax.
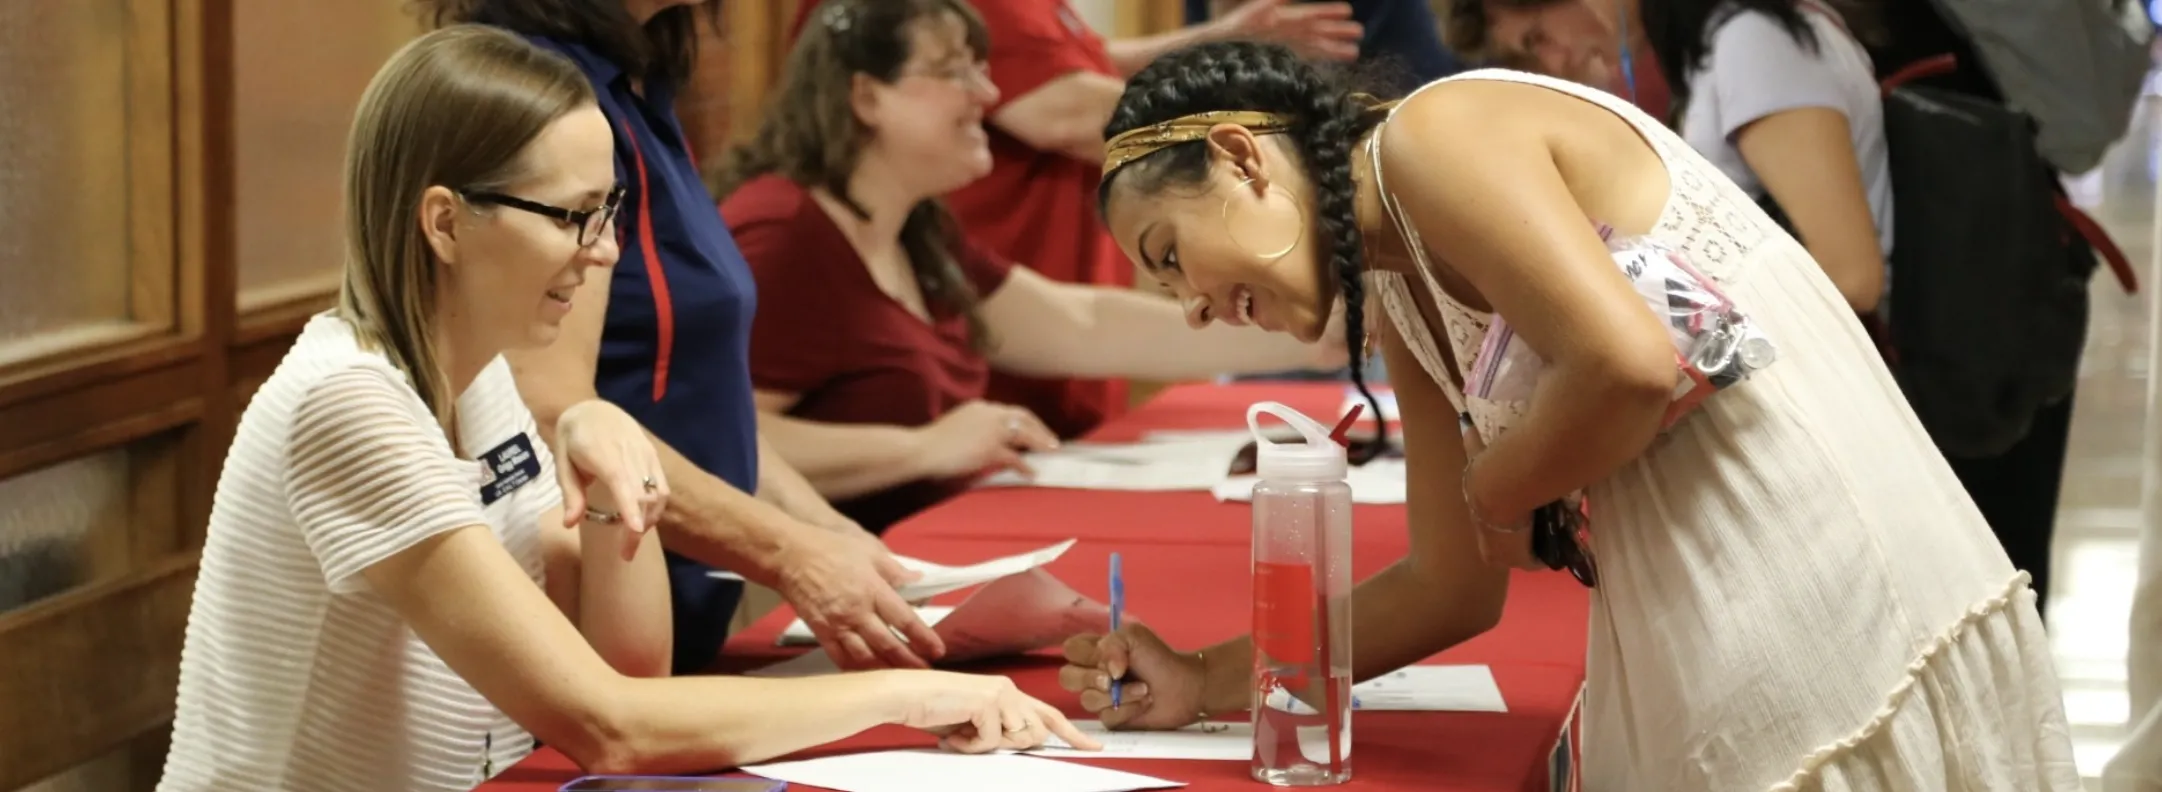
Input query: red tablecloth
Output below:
<box><xmin>480</xmin><ymin>384</ymin><xmax>1588</xmax><ymax>792</ymax></box>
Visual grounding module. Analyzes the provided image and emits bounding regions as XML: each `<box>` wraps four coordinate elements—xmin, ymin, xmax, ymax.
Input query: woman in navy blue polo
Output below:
<box><xmin>423</xmin><ymin>0</ymin><xmax>946</xmax><ymax>676</ymax></box>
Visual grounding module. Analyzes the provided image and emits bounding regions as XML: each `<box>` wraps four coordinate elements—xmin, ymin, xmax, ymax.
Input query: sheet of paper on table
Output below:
<box><xmin>1351</xmin><ymin>665</ymin><xmax>1508</xmax><ymax>712</ymax></box>
<box><xmin>706</xmin><ymin>539</ymin><xmax>1076</xmax><ymax>603</ymax></box>
<box><xmin>752</xmin><ymin>567</ymin><xmax>1115</xmax><ymax>675</ymax></box>
<box><xmin>894</xmin><ymin>539</ymin><xmax>1076</xmax><ymax>601</ymax></box>
<box><xmin>1029</xmin><ymin>669</ymin><xmax>1500</xmax><ymax>762</ymax></box>
<box><xmin>741</xmin><ymin>749</ymin><xmax>1184</xmax><ymax>792</ymax></box>
<box><xmin>1212</xmin><ymin>458</ymin><xmax>1408</xmax><ymax>504</ymax></box>
<box><xmin>1029</xmin><ymin>721</ymin><xmax>1254</xmax><ymax>761</ymax></box>
<box><xmin>976</xmin><ymin>434</ymin><xmax>1251</xmax><ymax>492</ymax></box>
<box><xmin>777</xmin><ymin>606</ymin><xmax>956</xmax><ymax>646</ymax></box>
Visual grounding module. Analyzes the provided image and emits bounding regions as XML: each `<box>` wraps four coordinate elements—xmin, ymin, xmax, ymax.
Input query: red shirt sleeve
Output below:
<box><xmin>723</xmin><ymin>177</ymin><xmax>847</xmax><ymax>396</ymax></box>
<box><xmin>972</xmin><ymin>1</ymin><xmax>1115</xmax><ymax>112</ymax></box>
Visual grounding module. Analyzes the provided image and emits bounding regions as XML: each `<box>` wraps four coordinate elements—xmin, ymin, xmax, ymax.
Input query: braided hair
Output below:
<box><xmin>1098</xmin><ymin>41</ymin><xmax>1391</xmax><ymax>451</ymax></box>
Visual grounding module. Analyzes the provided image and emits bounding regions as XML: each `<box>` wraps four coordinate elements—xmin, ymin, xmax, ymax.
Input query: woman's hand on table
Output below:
<box><xmin>554</xmin><ymin>400</ymin><xmax>668</xmax><ymax>560</ymax></box>
<box><xmin>893</xmin><ymin>671</ymin><xmax>1103</xmax><ymax>753</ymax></box>
<box><xmin>1059</xmin><ymin>624</ymin><xmax>1207</xmax><ymax>730</ymax></box>
<box><xmin>915</xmin><ymin>401</ymin><xmax>1059</xmax><ymax>479</ymax></box>
<box><xmin>777</xmin><ymin>527</ymin><xmax>947</xmax><ymax>670</ymax></box>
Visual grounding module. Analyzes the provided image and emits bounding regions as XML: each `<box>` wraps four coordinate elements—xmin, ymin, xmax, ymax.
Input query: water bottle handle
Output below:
<box><xmin>1245</xmin><ymin>401</ymin><xmax>1335</xmax><ymax>451</ymax></box>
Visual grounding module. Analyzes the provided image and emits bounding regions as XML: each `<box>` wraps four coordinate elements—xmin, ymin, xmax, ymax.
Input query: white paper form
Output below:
<box><xmin>753</xmin><ymin>567</ymin><xmax>1115</xmax><ymax>675</ymax></box>
<box><xmin>1350</xmin><ymin>665</ymin><xmax>1507</xmax><ymax>712</ymax></box>
<box><xmin>706</xmin><ymin>539</ymin><xmax>1076</xmax><ymax>603</ymax></box>
<box><xmin>741</xmin><ymin>750</ymin><xmax>1184</xmax><ymax>792</ymax></box>
<box><xmin>976</xmin><ymin>434</ymin><xmax>1251</xmax><ymax>492</ymax></box>
<box><xmin>1212</xmin><ymin>458</ymin><xmax>1408</xmax><ymax>505</ymax></box>
<box><xmin>1254</xmin><ymin>665</ymin><xmax>1508</xmax><ymax>713</ymax></box>
<box><xmin>893</xmin><ymin>539</ymin><xmax>1076</xmax><ymax>601</ymax></box>
<box><xmin>1029</xmin><ymin>721</ymin><xmax>1252</xmax><ymax>762</ymax></box>
<box><xmin>777</xmin><ymin>606</ymin><xmax>956</xmax><ymax>646</ymax></box>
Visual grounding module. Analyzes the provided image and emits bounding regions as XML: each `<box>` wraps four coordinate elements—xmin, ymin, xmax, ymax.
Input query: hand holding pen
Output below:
<box><xmin>1055</xmin><ymin>553</ymin><xmax>1213</xmax><ymax>730</ymax></box>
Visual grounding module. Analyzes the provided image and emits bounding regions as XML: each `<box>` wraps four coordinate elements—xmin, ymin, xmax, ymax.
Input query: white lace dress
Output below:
<box><xmin>1367</xmin><ymin>69</ymin><xmax>2080</xmax><ymax>791</ymax></box>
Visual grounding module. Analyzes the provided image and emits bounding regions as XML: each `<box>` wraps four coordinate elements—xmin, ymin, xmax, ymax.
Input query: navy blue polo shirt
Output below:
<box><xmin>1183</xmin><ymin>0</ymin><xmax>1464</xmax><ymax>93</ymax></box>
<box><xmin>523</xmin><ymin>35</ymin><xmax>757</xmax><ymax>674</ymax></box>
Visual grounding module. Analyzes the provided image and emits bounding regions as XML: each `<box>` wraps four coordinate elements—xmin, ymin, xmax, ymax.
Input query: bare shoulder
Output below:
<box><xmin>1377</xmin><ymin>80</ymin><xmax>1554</xmax><ymax>165</ymax></box>
<box><xmin>1384</xmin><ymin>77</ymin><xmax>1650</xmax><ymax>153</ymax></box>
<box><xmin>1377</xmin><ymin>77</ymin><xmax>1667</xmax><ymax>234</ymax></box>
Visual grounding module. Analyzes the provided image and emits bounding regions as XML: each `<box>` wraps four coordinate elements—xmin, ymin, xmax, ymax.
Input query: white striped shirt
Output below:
<box><xmin>159</xmin><ymin>313</ymin><xmax>561</xmax><ymax>791</ymax></box>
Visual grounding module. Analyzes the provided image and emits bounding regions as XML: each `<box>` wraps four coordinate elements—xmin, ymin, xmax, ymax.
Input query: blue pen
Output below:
<box><xmin>1109</xmin><ymin>552</ymin><xmax>1125</xmax><ymax>707</ymax></box>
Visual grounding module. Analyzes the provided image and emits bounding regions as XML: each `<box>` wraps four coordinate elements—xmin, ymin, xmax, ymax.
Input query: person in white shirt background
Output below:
<box><xmin>156</xmin><ymin>24</ymin><xmax>1092</xmax><ymax>792</ymax></box>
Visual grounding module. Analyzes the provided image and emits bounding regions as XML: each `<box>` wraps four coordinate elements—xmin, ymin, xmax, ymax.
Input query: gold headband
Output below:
<box><xmin>1098</xmin><ymin>97</ymin><xmax>1400</xmax><ymax>180</ymax></box>
<box><xmin>1100</xmin><ymin>110</ymin><xmax>1293</xmax><ymax>179</ymax></box>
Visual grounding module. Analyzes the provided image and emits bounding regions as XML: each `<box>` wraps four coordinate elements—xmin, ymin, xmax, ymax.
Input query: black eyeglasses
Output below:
<box><xmin>462</xmin><ymin>185</ymin><xmax>626</xmax><ymax>247</ymax></box>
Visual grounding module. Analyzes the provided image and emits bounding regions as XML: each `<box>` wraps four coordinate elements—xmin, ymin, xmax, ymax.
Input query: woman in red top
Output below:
<box><xmin>716</xmin><ymin>0</ymin><xmax>1335</xmax><ymax>533</ymax></box>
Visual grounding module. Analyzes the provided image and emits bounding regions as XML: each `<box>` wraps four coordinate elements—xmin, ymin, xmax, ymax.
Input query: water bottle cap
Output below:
<box><xmin>1245</xmin><ymin>401</ymin><xmax>1348</xmax><ymax>482</ymax></box>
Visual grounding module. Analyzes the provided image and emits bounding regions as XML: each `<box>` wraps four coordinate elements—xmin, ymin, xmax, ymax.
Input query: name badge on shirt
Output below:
<box><xmin>478</xmin><ymin>433</ymin><xmax>542</xmax><ymax>506</ymax></box>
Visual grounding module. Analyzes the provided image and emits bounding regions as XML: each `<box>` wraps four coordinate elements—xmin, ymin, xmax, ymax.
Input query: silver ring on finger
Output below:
<box><xmin>583</xmin><ymin>508</ymin><xmax>621</xmax><ymax>524</ymax></box>
<box><xmin>642</xmin><ymin>476</ymin><xmax>658</xmax><ymax>493</ymax></box>
<box><xmin>1005</xmin><ymin>416</ymin><xmax>1022</xmax><ymax>439</ymax></box>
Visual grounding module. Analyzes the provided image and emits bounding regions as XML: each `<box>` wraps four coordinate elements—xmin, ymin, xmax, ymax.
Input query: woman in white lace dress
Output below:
<box><xmin>1055</xmin><ymin>40</ymin><xmax>2078</xmax><ymax>790</ymax></box>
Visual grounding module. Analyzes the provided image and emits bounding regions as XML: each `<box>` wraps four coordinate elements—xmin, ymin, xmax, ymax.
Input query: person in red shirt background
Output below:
<box><xmin>786</xmin><ymin>0</ymin><xmax>1363</xmax><ymax>438</ymax></box>
<box><xmin>727</xmin><ymin>0</ymin><xmax>1339</xmax><ymax>533</ymax></box>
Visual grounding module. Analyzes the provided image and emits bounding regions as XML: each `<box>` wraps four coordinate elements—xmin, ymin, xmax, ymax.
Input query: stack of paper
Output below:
<box><xmin>1211</xmin><ymin>458</ymin><xmax>1408</xmax><ymax>504</ymax></box>
<box><xmin>742</xmin><ymin>750</ymin><xmax>1183</xmax><ymax>792</ymax></box>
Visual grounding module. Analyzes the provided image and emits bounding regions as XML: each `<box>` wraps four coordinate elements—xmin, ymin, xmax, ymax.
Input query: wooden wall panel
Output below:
<box><xmin>1115</xmin><ymin>0</ymin><xmax>1189</xmax><ymax>36</ymax></box>
<box><xmin>0</xmin><ymin>0</ymin><xmax>237</xmax><ymax>788</ymax></box>
<box><xmin>0</xmin><ymin>557</ymin><xmax>197</xmax><ymax>790</ymax></box>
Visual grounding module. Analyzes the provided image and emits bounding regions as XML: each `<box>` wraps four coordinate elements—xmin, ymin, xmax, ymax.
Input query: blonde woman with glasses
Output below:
<box><xmin>157</xmin><ymin>25</ymin><xmax>1091</xmax><ymax>792</ymax></box>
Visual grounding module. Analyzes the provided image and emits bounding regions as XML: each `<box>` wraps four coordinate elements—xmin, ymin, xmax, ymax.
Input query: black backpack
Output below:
<box><xmin>1759</xmin><ymin>52</ymin><xmax>2136</xmax><ymax>458</ymax></box>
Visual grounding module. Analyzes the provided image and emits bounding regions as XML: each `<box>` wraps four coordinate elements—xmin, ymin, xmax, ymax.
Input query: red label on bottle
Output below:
<box><xmin>1253</xmin><ymin>561</ymin><xmax>1316</xmax><ymax>665</ymax></box>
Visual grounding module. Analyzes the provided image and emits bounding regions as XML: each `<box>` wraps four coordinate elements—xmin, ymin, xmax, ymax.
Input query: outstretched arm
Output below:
<box><xmin>980</xmin><ymin>267</ymin><xmax>1333</xmax><ymax>380</ymax></box>
<box><xmin>507</xmin><ymin>274</ymin><xmax>810</xmax><ymax>589</ymax></box>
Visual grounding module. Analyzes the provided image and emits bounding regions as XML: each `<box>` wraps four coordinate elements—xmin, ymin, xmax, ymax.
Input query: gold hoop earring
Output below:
<box><xmin>1221</xmin><ymin>178</ymin><xmax>1305</xmax><ymax>262</ymax></box>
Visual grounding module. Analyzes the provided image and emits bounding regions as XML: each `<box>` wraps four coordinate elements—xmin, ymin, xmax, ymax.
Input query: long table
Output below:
<box><xmin>480</xmin><ymin>383</ymin><xmax>1589</xmax><ymax>791</ymax></box>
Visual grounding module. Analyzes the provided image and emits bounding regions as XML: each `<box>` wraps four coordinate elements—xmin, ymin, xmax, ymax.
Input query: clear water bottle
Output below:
<box><xmin>1244</xmin><ymin>401</ymin><xmax>1354</xmax><ymax>786</ymax></box>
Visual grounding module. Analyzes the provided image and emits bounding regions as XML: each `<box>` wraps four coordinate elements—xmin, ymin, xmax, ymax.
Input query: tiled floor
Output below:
<box><xmin>2051</xmin><ymin>76</ymin><xmax>2162</xmax><ymax>788</ymax></box>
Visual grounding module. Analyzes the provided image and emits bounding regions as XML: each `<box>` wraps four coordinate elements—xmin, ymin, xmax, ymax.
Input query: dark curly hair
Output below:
<box><xmin>1098</xmin><ymin>40</ymin><xmax>1390</xmax><ymax>449</ymax></box>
